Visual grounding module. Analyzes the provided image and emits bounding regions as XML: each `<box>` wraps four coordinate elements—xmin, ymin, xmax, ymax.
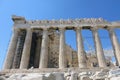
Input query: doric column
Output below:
<box><xmin>59</xmin><ymin>28</ymin><xmax>66</xmax><ymax>68</ymax></box>
<box><xmin>39</xmin><ymin>28</ymin><xmax>49</xmax><ymax>68</ymax></box>
<box><xmin>108</xmin><ymin>28</ymin><xmax>120</xmax><ymax>66</ymax></box>
<box><xmin>12</xmin><ymin>30</ymin><xmax>26</xmax><ymax>69</ymax></box>
<box><xmin>76</xmin><ymin>28</ymin><xmax>87</xmax><ymax>68</ymax></box>
<box><xmin>12</xmin><ymin>35</ymin><xmax>21</xmax><ymax>69</ymax></box>
<box><xmin>92</xmin><ymin>28</ymin><xmax>106</xmax><ymax>67</ymax></box>
<box><xmin>3</xmin><ymin>28</ymin><xmax>19</xmax><ymax>69</ymax></box>
<box><xmin>20</xmin><ymin>28</ymin><xmax>32</xmax><ymax>69</ymax></box>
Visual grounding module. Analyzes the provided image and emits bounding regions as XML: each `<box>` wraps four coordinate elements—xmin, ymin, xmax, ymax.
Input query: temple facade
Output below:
<box><xmin>3</xmin><ymin>15</ymin><xmax>120</xmax><ymax>70</ymax></box>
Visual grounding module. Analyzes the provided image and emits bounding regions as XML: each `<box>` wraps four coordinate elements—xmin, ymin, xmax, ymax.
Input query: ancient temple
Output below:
<box><xmin>3</xmin><ymin>15</ymin><xmax>120</xmax><ymax>70</ymax></box>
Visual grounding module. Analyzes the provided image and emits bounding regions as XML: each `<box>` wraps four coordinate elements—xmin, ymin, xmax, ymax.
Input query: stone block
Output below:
<box><xmin>0</xmin><ymin>76</ymin><xmax>6</xmax><ymax>80</ymax></box>
<box><xmin>53</xmin><ymin>72</ymin><xmax>65</xmax><ymax>80</ymax></box>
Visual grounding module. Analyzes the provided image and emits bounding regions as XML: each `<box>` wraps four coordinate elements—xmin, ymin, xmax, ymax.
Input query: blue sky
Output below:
<box><xmin>0</xmin><ymin>0</ymin><xmax>120</xmax><ymax>69</ymax></box>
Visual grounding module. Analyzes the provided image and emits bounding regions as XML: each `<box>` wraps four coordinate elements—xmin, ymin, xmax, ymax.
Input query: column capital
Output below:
<box><xmin>107</xmin><ymin>28</ymin><xmax>115</xmax><ymax>37</ymax></box>
<box><xmin>107</xmin><ymin>27</ymin><xmax>115</xmax><ymax>32</ymax></box>
<box><xmin>13</xmin><ymin>27</ymin><xmax>21</xmax><ymax>32</ymax></box>
<box><xmin>74</xmin><ymin>27</ymin><xmax>82</xmax><ymax>31</ymax></box>
<box><xmin>43</xmin><ymin>28</ymin><xmax>49</xmax><ymax>31</ymax></box>
<box><xmin>106</xmin><ymin>26</ymin><xmax>114</xmax><ymax>29</ymax></box>
<box><xmin>26</xmin><ymin>28</ymin><xmax>35</xmax><ymax>34</ymax></box>
<box><xmin>26</xmin><ymin>28</ymin><xmax>32</xmax><ymax>31</ymax></box>
<box><xmin>59</xmin><ymin>28</ymin><xmax>66</xmax><ymax>31</ymax></box>
<box><xmin>90</xmin><ymin>27</ymin><xmax>98</xmax><ymax>32</ymax></box>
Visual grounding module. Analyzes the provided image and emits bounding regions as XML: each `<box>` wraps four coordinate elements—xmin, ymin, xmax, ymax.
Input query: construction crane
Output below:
<box><xmin>83</xmin><ymin>36</ymin><xmax>114</xmax><ymax>62</ymax></box>
<box><xmin>82</xmin><ymin>37</ymin><xmax>95</xmax><ymax>56</ymax></box>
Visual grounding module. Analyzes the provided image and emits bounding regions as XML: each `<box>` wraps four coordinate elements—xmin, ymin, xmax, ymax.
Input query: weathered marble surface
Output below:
<box><xmin>1</xmin><ymin>68</ymin><xmax>120</xmax><ymax>80</ymax></box>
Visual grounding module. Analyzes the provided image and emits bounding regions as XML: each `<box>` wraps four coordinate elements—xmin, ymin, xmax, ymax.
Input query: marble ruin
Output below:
<box><xmin>1</xmin><ymin>15</ymin><xmax>120</xmax><ymax>80</ymax></box>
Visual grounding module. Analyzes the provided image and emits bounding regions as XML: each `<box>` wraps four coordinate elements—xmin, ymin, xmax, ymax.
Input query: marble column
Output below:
<box><xmin>3</xmin><ymin>28</ymin><xmax>19</xmax><ymax>69</ymax></box>
<box><xmin>108</xmin><ymin>28</ymin><xmax>120</xmax><ymax>66</ymax></box>
<box><xmin>39</xmin><ymin>29</ymin><xmax>49</xmax><ymax>68</ymax></box>
<box><xmin>12</xmin><ymin>30</ymin><xmax>26</xmax><ymax>69</ymax></box>
<box><xmin>59</xmin><ymin>28</ymin><xmax>66</xmax><ymax>68</ymax></box>
<box><xmin>92</xmin><ymin>28</ymin><xmax>106</xmax><ymax>67</ymax></box>
<box><xmin>76</xmin><ymin>28</ymin><xmax>87</xmax><ymax>68</ymax></box>
<box><xmin>20</xmin><ymin>28</ymin><xmax>32</xmax><ymax>69</ymax></box>
<box><xmin>12</xmin><ymin>35</ymin><xmax>21</xmax><ymax>69</ymax></box>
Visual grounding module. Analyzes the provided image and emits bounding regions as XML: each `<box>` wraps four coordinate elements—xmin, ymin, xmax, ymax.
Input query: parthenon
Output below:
<box><xmin>3</xmin><ymin>15</ymin><xmax>120</xmax><ymax>70</ymax></box>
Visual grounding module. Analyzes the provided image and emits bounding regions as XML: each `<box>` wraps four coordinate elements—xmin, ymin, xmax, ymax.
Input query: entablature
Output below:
<box><xmin>12</xmin><ymin>15</ymin><xmax>120</xmax><ymax>29</ymax></box>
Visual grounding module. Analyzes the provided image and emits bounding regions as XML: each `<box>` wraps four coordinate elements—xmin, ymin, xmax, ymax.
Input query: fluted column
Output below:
<box><xmin>3</xmin><ymin>28</ymin><xmax>19</xmax><ymax>69</ymax></box>
<box><xmin>12</xmin><ymin>30</ymin><xmax>26</xmax><ymax>69</ymax></box>
<box><xmin>76</xmin><ymin>28</ymin><xmax>87</xmax><ymax>68</ymax></box>
<box><xmin>12</xmin><ymin>35</ymin><xmax>21</xmax><ymax>69</ymax></box>
<box><xmin>20</xmin><ymin>28</ymin><xmax>32</xmax><ymax>69</ymax></box>
<box><xmin>59</xmin><ymin>28</ymin><xmax>66</xmax><ymax>68</ymax></box>
<box><xmin>108</xmin><ymin>28</ymin><xmax>120</xmax><ymax>66</ymax></box>
<box><xmin>39</xmin><ymin>29</ymin><xmax>49</xmax><ymax>68</ymax></box>
<box><xmin>92</xmin><ymin>28</ymin><xmax>106</xmax><ymax>67</ymax></box>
